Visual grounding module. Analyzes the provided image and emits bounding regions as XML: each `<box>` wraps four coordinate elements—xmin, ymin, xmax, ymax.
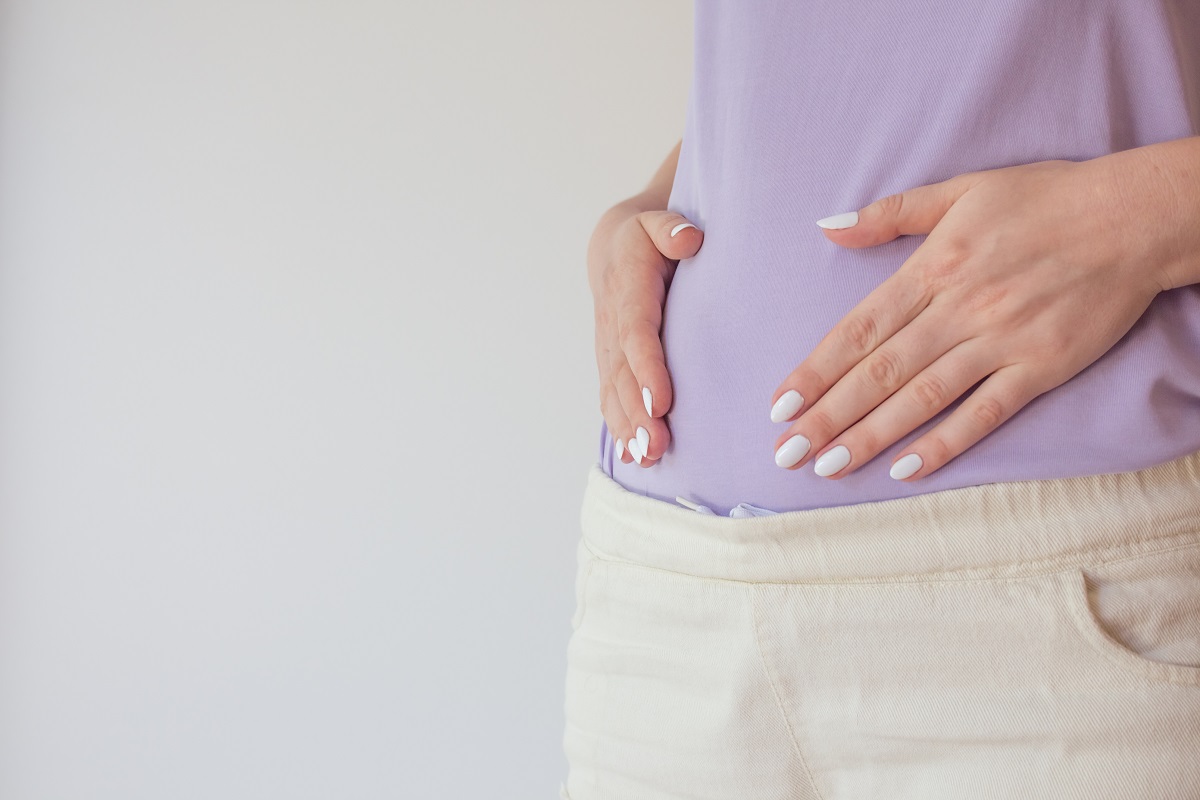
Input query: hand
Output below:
<box><xmin>588</xmin><ymin>195</ymin><xmax>703</xmax><ymax>467</ymax></box>
<box><xmin>769</xmin><ymin>155</ymin><xmax>1172</xmax><ymax>481</ymax></box>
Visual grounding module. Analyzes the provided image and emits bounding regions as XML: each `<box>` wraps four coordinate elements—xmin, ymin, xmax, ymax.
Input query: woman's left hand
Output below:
<box><xmin>769</xmin><ymin>153</ymin><xmax>1181</xmax><ymax>481</ymax></box>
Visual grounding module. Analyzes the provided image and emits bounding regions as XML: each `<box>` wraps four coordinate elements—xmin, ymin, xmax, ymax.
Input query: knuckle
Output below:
<box><xmin>965</xmin><ymin>283</ymin><xmax>1008</xmax><ymax>313</ymax></box>
<box><xmin>803</xmin><ymin>409</ymin><xmax>839</xmax><ymax>440</ymax></box>
<box><xmin>915</xmin><ymin>253</ymin><xmax>964</xmax><ymax>286</ymax></box>
<box><xmin>1030</xmin><ymin>329</ymin><xmax>1070</xmax><ymax>361</ymax></box>
<box><xmin>629</xmin><ymin>222</ymin><xmax>669</xmax><ymax>262</ymax></box>
<box><xmin>863</xmin><ymin>348</ymin><xmax>905</xmax><ymax>391</ymax></box>
<box><xmin>789</xmin><ymin>365</ymin><xmax>826</xmax><ymax>396</ymax></box>
<box><xmin>853</xmin><ymin>428</ymin><xmax>880</xmax><ymax>455</ymax></box>
<box><xmin>614</xmin><ymin>230</ymin><xmax>641</xmax><ymax>256</ymax></box>
<box><xmin>921</xmin><ymin>435</ymin><xmax>953</xmax><ymax>466</ymax></box>
<box><xmin>617</xmin><ymin>317</ymin><xmax>657</xmax><ymax>351</ymax></box>
<box><xmin>935</xmin><ymin>232</ymin><xmax>973</xmax><ymax>263</ymax></box>
<box><xmin>911</xmin><ymin>372</ymin><xmax>952</xmax><ymax>412</ymax></box>
<box><xmin>972</xmin><ymin>228</ymin><xmax>1006</xmax><ymax>263</ymax></box>
<box><xmin>1022</xmin><ymin>369</ymin><xmax>1058</xmax><ymax>397</ymax></box>
<box><xmin>970</xmin><ymin>394</ymin><xmax>1007</xmax><ymax>430</ymax></box>
<box><xmin>619</xmin><ymin>215</ymin><xmax>644</xmax><ymax>243</ymax></box>
<box><xmin>842</xmin><ymin>314</ymin><xmax>880</xmax><ymax>353</ymax></box>
<box><xmin>874</xmin><ymin>192</ymin><xmax>905</xmax><ymax>221</ymax></box>
<box><xmin>913</xmin><ymin>236</ymin><xmax>970</xmax><ymax>287</ymax></box>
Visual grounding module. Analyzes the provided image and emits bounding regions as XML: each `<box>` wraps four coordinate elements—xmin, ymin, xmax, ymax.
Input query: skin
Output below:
<box><xmin>590</xmin><ymin>134</ymin><xmax>1200</xmax><ymax>476</ymax></box>
<box><xmin>588</xmin><ymin>139</ymin><xmax>697</xmax><ymax>466</ymax></box>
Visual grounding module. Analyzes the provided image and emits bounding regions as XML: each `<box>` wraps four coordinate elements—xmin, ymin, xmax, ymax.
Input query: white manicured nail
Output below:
<box><xmin>670</xmin><ymin>222</ymin><xmax>697</xmax><ymax>237</ymax></box>
<box><xmin>642</xmin><ymin>386</ymin><xmax>653</xmax><ymax>417</ymax></box>
<box><xmin>770</xmin><ymin>390</ymin><xmax>804</xmax><ymax>423</ymax></box>
<box><xmin>815</xmin><ymin>211</ymin><xmax>859</xmax><ymax>230</ymax></box>
<box><xmin>636</xmin><ymin>426</ymin><xmax>650</xmax><ymax>457</ymax></box>
<box><xmin>774</xmin><ymin>434</ymin><xmax>811</xmax><ymax>469</ymax></box>
<box><xmin>615</xmin><ymin>438</ymin><xmax>625</xmax><ymax>460</ymax></box>
<box><xmin>890</xmin><ymin>453</ymin><xmax>923</xmax><ymax>480</ymax></box>
<box><xmin>628</xmin><ymin>437</ymin><xmax>643</xmax><ymax>464</ymax></box>
<box><xmin>814</xmin><ymin>445</ymin><xmax>851</xmax><ymax>477</ymax></box>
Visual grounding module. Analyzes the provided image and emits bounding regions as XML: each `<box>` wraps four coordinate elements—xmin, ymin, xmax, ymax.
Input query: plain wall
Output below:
<box><xmin>0</xmin><ymin>2</ymin><xmax>691</xmax><ymax>796</ymax></box>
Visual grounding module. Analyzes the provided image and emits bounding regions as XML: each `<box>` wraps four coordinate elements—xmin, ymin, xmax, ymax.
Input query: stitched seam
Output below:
<box><xmin>1067</xmin><ymin>538</ymin><xmax>1200</xmax><ymax>686</ymax></box>
<box><xmin>1082</xmin><ymin>539</ymin><xmax>1200</xmax><ymax>571</ymax></box>
<box><xmin>749</xmin><ymin>585</ymin><xmax>827</xmax><ymax>800</ymax></box>
<box><xmin>581</xmin><ymin>529</ymin><xmax>1200</xmax><ymax>587</ymax></box>
<box><xmin>1061</xmin><ymin>568</ymin><xmax>1200</xmax><ymax>688</ymax></box>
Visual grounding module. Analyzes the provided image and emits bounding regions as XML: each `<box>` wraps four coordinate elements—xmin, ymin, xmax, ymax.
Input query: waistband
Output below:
<box><xmin>579</xmin><ymin>449</ymin><xmax>1200</xmax><ymax>583</ymax></box>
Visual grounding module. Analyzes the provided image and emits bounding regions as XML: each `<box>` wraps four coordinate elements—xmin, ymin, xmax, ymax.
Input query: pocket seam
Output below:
<box><xmin>1078</xmin><ymin>537</ymin><xmax>1200</xmax><ymax>572</ymax></box>
<box><xmin>1059</xmin><ymin>563</ymin><xmax>1200</xmax><ymax>689</ymax></box>
<box><xmin>570</xmin><ymin>549</ymin><xmax>596</xmax><ymax>632</ymax></box>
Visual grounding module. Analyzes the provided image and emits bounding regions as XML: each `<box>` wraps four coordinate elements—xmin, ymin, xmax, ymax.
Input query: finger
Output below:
<box><xmin>800</xmin><ymin>338</ymin><xmax>993</xmax><ymax>478</ymax></box>
<box><xmin>770</xmin><ymin>272</ymin><xmax>934</xmax><ymax>424</ymax></box>
<box><xmin>889</xmin><ymin>363</ymin><xmax>1046</xmax><ymax>480</ymax></box>
<box><xmin>614</xmin><ymin>254</ymin><xmax>676</xmax><ymax>421</ymax></box>
<box><xmin>608</xmin><ymin>211</ymin><xmax>701</xmax><ymax>422</ymax></box>
<box><xmin>610</xmin><ymin>353</ymin><xmax>670</xmax><ymax>465</ymax></box>
<box><xmin>636</xmin><ymin>209</ymin><xmax>704</xmax><ymax>264</ymax></box>
<box><xmin>595</xmin><ymin>306</ymin><xmax>633</xmax><ymax>463</ymax></box>
<box><xmin>593</xmin><ymin>303</ymin><xmax>611</xmax><ymax>379</ymax></box>
<box><xmin>599</xmin><ymin>376</ymin><xmax>634</xmax><ymax>464</ymax></box>
<box><xmin>773</xmin><ymin>311</ymin><xmax>960</xmax><ymax>470</ymax></box>
<box><xmin>815</xmin><ymin>171</ymin><xmax>979</xmax><ymax>248</ymax></box>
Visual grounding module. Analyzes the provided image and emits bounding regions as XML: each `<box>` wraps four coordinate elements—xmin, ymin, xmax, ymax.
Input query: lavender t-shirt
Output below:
<box><xmin>600</xmin><ymin>0</ymin><xmax>1200</xmax><ymax>514</ymax></box>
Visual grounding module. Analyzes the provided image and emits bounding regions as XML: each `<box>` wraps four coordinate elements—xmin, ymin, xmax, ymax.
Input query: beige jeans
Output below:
<box><xmin>562</xmin><ymin>450</ymin><xmax>1200</xmax><ymax>799</ymax></box>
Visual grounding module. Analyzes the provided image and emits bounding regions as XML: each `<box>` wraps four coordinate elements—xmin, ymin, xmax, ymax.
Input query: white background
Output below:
<box><xmin>0</xmin><ymin>2</ymin><xmax>691</xmax><ymax>796</ymax></box>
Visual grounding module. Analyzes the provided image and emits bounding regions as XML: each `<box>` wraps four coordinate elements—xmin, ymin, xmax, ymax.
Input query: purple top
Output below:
<box><xmin>600</xmin><ymin>0</ymin><xmax>1200</xmax><ymax>514</ymax></box>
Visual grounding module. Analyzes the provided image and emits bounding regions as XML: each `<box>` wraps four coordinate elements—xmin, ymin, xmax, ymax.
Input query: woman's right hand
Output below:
<box><xmin>587</xmin><ymin>195</ymin><xmax>704</xmax><ymax>467</ymax></box>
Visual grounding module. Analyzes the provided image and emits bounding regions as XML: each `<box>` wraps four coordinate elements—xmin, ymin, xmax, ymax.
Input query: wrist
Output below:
<box><xmin>1103</xmin><ymin>136</ymin><xmax>1200</xmax><ymax>292</ymax></box>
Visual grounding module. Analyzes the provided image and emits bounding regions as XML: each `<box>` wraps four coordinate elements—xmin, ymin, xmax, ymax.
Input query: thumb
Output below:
<box><xmin>815</xmin><ymin>173</ymin><xmax>976</xmax><ymax>248</ymax></box>
<box><xmin>638</xmin><ymin>210</ymin><xmax>704</xmax><ymax>262</ymax></box>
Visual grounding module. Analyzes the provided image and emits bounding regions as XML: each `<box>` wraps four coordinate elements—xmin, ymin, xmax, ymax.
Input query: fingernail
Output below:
<box><xmin>814</xmin><ymin>445</ymin><xmax>851</xmax><ymax>477</ymax></box>
<box><xmin>636</xmin><ymin>426</ymin><xmax>650</xmax><ymax>457</ymax></box>
<box><xmin>615</xmin><ymin>438</ymin><xmax>626</xmax><ymax>460</ymax></box>
<box><xmin>670</xmin><ymin>222</ymin><xmax>697</xmax><ymax>237</ymax></box>
<box><xmin>815</xmin><ymin>211</ymin><xmax>859</xmax><ymax>230</ymax></box>
<box><xmin>642</xmin><ymin>386</ymin><xmax>654</xmax><ymax>417</ymax></box>
<box><xmin>769</xmin><ymin>390</ymin><xmax>804</xmax><ymax>423</ymax></box>
<box><xmin>774</xmin><ymin>434</ymin><xmax>811</xmax><ymax>468</ymax></box>
<box><xmin>629</xmin><ymin>437</ymin><xmax>643</xmax><ymax>464</ymax></box>
<box><xmin>889</xmin><ymin>453</ymin><xmax>923</xmax><ymax>480</ymax></box>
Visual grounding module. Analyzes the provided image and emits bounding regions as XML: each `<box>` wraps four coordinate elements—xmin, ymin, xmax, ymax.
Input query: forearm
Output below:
<box><xmin>1099</xmin><ymin>134</ymin><xmax>1200</xmax><ymax>291</ymax></box>
<box><xmin>640</xmin><ymin>138</ymin><xmax>682</xmax><ymax>207</ymax></box>
<box><xmin>606</xmin><ymin>139</ymin><xmax>682</xmax><ymax>220</ymax></box>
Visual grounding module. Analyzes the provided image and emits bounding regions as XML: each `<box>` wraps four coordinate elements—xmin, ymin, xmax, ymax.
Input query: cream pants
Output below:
<box><xmin>562</xmin><ymin>450</ymin><xmax>1200</xmax><ymax>799</ymax></box>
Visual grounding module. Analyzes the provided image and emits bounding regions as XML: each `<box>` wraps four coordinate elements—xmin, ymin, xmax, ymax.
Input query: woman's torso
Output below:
<box><xmin>602</xmin><ymin>0</ymin><xmax>1200</xmax><ymax>514</ymax></box>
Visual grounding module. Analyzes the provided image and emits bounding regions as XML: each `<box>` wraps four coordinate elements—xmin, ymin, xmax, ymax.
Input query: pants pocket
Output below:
<box><xmin>1059</xmin><ymin>538</ymin><xmax>1200</xmax><ymax>688</ymax></box>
